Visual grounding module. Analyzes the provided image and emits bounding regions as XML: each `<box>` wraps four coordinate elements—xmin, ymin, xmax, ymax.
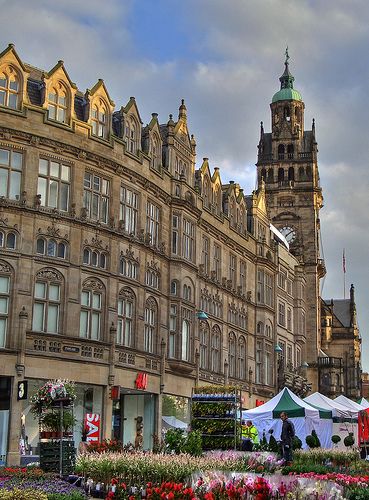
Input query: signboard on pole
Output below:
<box><xmin>84</xmin><ymin>413</ymin><xmax>101</xmax><ymax>442</ymax></box>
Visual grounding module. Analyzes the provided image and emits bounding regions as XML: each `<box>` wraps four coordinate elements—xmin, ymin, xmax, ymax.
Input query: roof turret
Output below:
<box><xmin>272</xmin><ymin>48</ymin><xmax>302</xmax><ymax>103</ymax></box>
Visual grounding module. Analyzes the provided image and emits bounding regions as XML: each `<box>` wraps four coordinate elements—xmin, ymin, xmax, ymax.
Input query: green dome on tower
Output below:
<box><xmin>272</xmin><ymin>48</ymin><xmax>302</xmax><ymax>103</ymax></box>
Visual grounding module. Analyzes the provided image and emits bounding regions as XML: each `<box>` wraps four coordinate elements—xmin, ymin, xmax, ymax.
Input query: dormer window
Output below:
<box><xmin>0</xmin><ymin>66</ymin><xmax>19</xmax><ymax>109</ymax></box>
<box><xmin>126</xmin><ymin>118</ymin><xmax>137</xmax><ymax>154</ymax></box>
<box><xmin>48</xmin><ymin>83</ymin><xmax>67</xmax><ymax>123</ymax></box>
<box><xmin>91</xmin><ymin>99</ymin><xmax>107</xmax><ymax>138</ymax></box>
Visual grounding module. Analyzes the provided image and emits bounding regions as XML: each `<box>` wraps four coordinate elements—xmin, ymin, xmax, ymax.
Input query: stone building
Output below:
<box><xmin>0</xmin><ymin>43</ymin><xmax>360</xmax><ymax>465</ymax></box>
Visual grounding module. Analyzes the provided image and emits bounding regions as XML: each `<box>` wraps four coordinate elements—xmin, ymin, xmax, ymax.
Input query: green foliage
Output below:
<box><xmin>47</xmin><ymin>494</ymin><xmax>86</xmax><ymax>500</ymax></box>
<box><xmin>344</xmin><ymin>432</ymin><xmax>355</xmax><ymax>447</ymax></box>
<box><xmin>62</xmin><ymin>411</ymin><xmax>76</xmax><ymax>432</ymax></box>
<box><xmin>292</xmin><ymin>435</ymin><xmax>302</xmax><ymax>450</ymax></box>
<box><xmin>281</xmin><ymin>463</ymin><xmax>329</xmax><ymax>475</ymax></box>
<box><xmin>164</xmin><ymin>428</ymin><xmax>186</xmax><ymax>454</ymax></box>
<box><xmin>183</xmin><ymin>430</ymin><xmax>203</xmax><ymax>456</ymax></box>
<box><xmin>346</xmin><ymin>487</ymin><xmax>369</xmax><ymax>499</ymax></box>
<box><xmin>268</xmin><ymin>434</ymin><xmax>280</xmax><ymax>453</ymax></box>
<box><xmin>42</xmin><ymin>412</ymin><xmax>60</xmax><ymax>432</ymax></box>
<box><xmin>332</xmin><ymin>434</ymin><xmax>341</xmax><ymax>444</ymax></box>
<box><xmin>306</xmin><ymin>429</ymin><xmax>320</xmax><ymax>448</ymax></box>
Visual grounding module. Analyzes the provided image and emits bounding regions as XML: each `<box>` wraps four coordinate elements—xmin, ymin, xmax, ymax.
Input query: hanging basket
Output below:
<box><xmin>31</xmin><ymin>379</ymin><xmax>76</xmax><ymax>416</ymax></box>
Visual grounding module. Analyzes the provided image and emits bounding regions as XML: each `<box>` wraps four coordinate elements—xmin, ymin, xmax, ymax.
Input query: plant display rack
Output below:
<box><xmin>39</xmin><ymin>398</ymin><xmax>76</xmax><ymax>475</ymax></box>
<box><xmin>191</xmin><ymin>386</ymin><xmax>241</xmax><ymax>450</ymax></box>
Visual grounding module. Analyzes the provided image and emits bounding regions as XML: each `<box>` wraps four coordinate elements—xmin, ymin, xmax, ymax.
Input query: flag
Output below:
<box><xmin>343</xmin><ymin>249</ymin><xmax>346</xmax><ymax>274</ymax></box>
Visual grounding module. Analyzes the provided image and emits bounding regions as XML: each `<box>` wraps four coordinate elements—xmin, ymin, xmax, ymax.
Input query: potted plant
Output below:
<box><xmin>63</xmin><ymin>411</ymin><xmax>77</xmax><ymax>436</ymax></box>
<box><xmin>41</xmin><ymin>412</ymin><xmax>60</xmax><ymax>438</ymax></box>
<box><xmin>344</xmin><ymin>432</ymin><xmax>355</xmax><ymax>447</ymax></box>
<box><xmin>332</xmin><ymin>435</ymin><xmax>341</xmax><ymax>447</ymax></box>
<box><xmin>31</xmin><ymin>379</ymin><xmax>76</xmax><ymax>417</ymax></box>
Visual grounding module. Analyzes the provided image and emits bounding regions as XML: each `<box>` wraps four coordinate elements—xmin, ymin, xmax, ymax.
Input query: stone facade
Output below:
<box><xmin>0</xmin><ymin>44</ymin><xmax>361</xmax><ymax>464</ymax></box>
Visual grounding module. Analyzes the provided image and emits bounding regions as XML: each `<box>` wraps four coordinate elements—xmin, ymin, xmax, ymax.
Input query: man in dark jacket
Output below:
<box><xmin>280</xmin><ymin>412</ymin><xmax>295</xmax><ymax>464</ymax></box>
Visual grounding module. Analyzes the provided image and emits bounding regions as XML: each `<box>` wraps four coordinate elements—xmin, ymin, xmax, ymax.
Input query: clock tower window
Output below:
<box><xmin>288</xmin><ymin>167</ymin><xmax>295</xmax><ymax>182</ymax></box>
<box><xmin>278</xmin><ymin>168</ymin><xmax>284</xmax><ymax>184</ymax></box>
<box><xmin>287</xmin><ymin>144</ymin><xmax>294</xmax><ymax>159</ymax></box>
<box><xmin>278</xmin><ymin>144</ymin><xmax>285</xmax><ymax>160</ymax></box>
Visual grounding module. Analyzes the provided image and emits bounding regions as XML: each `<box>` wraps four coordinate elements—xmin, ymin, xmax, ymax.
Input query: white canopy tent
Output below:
<box><xmin>242</xmin><ymin>388</ymin><xmax>333</xmax><ymax>449</ymax></box>
<box><xmin>358</xmin><ymin>397</ymin><xmax>369</xmax><ymax>409</ymax></box>
<box><xmin>335</xmin><ymin>395</ymin><xmax>365</xmax><ymax>412</ymax></box>
<box><xmin>305</xmin><ymin>392</ymin><xmax>358</xmax><ymax>448</ymax></box>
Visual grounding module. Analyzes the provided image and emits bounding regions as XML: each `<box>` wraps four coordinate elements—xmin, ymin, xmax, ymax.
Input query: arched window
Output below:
<box><xmin>48</xmin><ymin>83</ymin><xmax>67</xmax><ymax>123</ymax></box>
<box><xmin>214</xmin><ymin>185</ymin><xmax>221</xmax><ymax>215</ymax></box>
<box><xmin>278</xmin><ymin>144</ymin><xmax>285</xmax><ymax>160</ymax></box>
<box><xmin>229</xmin><ymin>199</ymin><xmax>236</xmax><ymax>226</ymax></box>
<box><xmin>47</xmin><ymin>239</ymin><xmax>57</xmax><ymax>257</ymax></box>
<box><xmin>0</xmin><ymin>66</ymin><xmax>19</xmax><ymax>109</ymax></box>
<box><xmin>199</xmin><ymin>322</ymin><xmax>209</xmax><ymax>369</ymax></box>
<box><xmin>120</xmin><ymin>257</ymin><xmax>138</xmax><ymax>280</ymax></box>
<box><xmin>287</xmin><ymin>144</ymin><xmax>294</xmax><ymax>159</ymax></box>
<box><xmin>265</xmin><ymin>323</ymin><xmax>272</xmax><ymax>338</ymax></box>
<box><xmin>170</xmin><ymin>280</ymin><xmax>178</xmax><ymax>295</ymax></box>
<box><xmin>203</xmin><ymin>177</ymin><xmax>211</xmax><ymax>209</ymax></box>
<box><xmin>151</xmin><ymin>134</ymin><xmax>161</xmax><ymax>170</ymax></box>
<box><xmin>126</xmin><ymin>117</ymin><xmax>137</xmax><ymax>154</ymax></box>
<box><xmin>211</xmin><ymin>326</ymin><xmax>221</xmax><ymax>373</ymax></box>
<box><xmin>278</xmin><ymin>168</ymin><xmax>284</xmax><ymax>184</ymax></box>
<box><xmin>284</xmin><ymin>106</ymin><xmax>290</xmax><ymax>121</ymax></box>
<box><xmin>83</xmin><ymin>248</ymin><xmax>107</xmax><ymax>269</ymax></box>
<box><xmin>0</xmin><ymin>265</ymin><xmax>12</xmax><ymax>347</ymax></box>
<box><xmin>5</xmin><ymin>232</ymin><xmax>16</xmax><ymax>249</ymax></box>
<box><xmin>257</xmin><ymin>322</ymin><xmax>264</xmax><ymax>336</ymax></box>
<box><xmin>267</xmin><ymin>168</ymin><xmax>274</xmax><ymax>183</ymax></box>
<box><xmin>228</xmin><ymin>333</ymin><xmax>236</xmax><ymax>378</ymax></box>
<box><xmin>238</xmin><ymin>336</ymin><xmax>246</xmax><ymax>380</ymax></box>
<box><xmin>117</xmin><ymin>288</ymin><xmax>135</xmax><ymax>347</ymax></box>
<box><xmin>80</xmin><ymin>278</ymin><xmax>104</xmax><ymax>340</ymax></box>
<box><xmin>239</xmin><ymin>207</ymin><xmax>245</xmax><ymax>234</ymax></box>
<box><xmin>145</xmin><ymin>268</ymin><xmax>159</xmax><ymax>289</ymax></box>
<box><xmin>36</xmin><ymin>237</ymin><xmax>67</xmax><ymax>259</ymax></box>
<box><xmin>91</xmin><ymin>99</ymin><xmax>108</xmax><ymax>138</ymax></box>
<box><xmin>183</xmin><ymin>284</ymin><xmax>192</xmax><ymax>302</ymax></box>
<box><xmin>306</xmin><ymin>165</ymin><xmax>312</xmax><ymax>180</ymax></box>
<box><xmin>37</xmin><ymin>238</ymin><xmax>45</xmax><ymax>255</ymax></box>
<box><xmin>260</xmin><ymin>168</ymin><xmax>266</xmax><ymax>182</ymax></box>
<box><xmin>288</xmin><ymin>166</ymin><xmax>295</xmax><ymax>182</ymax></box>
<box><xmin>57</xmin><ymin>242</ymin><xmax>66</xmax><ymax>259</ymax></box>
<box><xmin>298</xmin><ymin>166</ymin><xmax>305</xmax><ymax>181</ymax></box>
<box><xmin>144</xmin><ymin>298</ymin><xmax>157</xmax><ymax>353</ymax></box>
<box><xmin>33</xmin><ymin>269</ymin><xmax>63</xmax><ymax>334</ymax></box>
<box><xmin>169</xmin><ymin>304</ymin><xmax>177</xmax><ymax>358</ymax></box>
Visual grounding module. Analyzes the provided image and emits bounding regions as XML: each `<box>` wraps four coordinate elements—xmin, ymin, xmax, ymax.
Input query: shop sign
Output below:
<box><xmin>84</xmin><ymin>413</ymin><xmax>101</xmax><ymax>442</ymax></box>
<box><xmin>17</xmin><ymin>381</ymin><xmax>28</xmax><ymax>400</ymax></box>
<box><xmin>135</xmin><ymin>372</ymin><xmax>148</xmax><ymax>390</ymax></box>
<box><xmin>63</xmin><ymin>345</ymin><xmax>80</xmax><ymax>353</ymax></box>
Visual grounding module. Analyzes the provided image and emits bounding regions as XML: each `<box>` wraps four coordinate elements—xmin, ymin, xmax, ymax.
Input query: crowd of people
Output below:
<box><xmin>241</xmin><ymin>412</ymin><xmax>295</xmax><ymax>464</ymax></box>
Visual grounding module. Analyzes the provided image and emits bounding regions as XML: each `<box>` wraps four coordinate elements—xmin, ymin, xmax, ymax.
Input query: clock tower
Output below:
<box><xmin>256</xmin><ymin>50</ymin><xmax>325</xmax><ymax>384</ymax></box>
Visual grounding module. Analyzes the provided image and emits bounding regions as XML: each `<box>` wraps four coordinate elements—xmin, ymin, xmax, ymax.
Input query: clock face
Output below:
<box><xmin>279</xmin><ymin>225</ymin><xmax>296</xmax><ymax>243</ymax></box>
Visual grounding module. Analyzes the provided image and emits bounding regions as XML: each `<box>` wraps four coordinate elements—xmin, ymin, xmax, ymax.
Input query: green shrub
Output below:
<box><xmin>292</xmin><ymin>436</ymin><xmax>302</xmax><ymax>450</ymax></box>
<box><xmin>268</xmin><ymin>434</ymin><xmax>280</xmax><ymax>453</ymax></box>
<box><xmin>332</xmin><ymin>435</ymin><xmax>341</xmax><ymax>445</ymax></box>
<box><xmin>306</xmin><ymin>429</ymin><xmax>320</xmax><ymax>448</ymax></box>
<box><xmin>183</xmin><ymin>430</ymin><xmax>202</xmax><ymax>456</ymax></box>
<box><xmin>344</xmin><ymin>432</ymin><xmax>355</xmax><ymax>447</ymax></box>
<box><xmin>164</xmin><ymin>428</ymin><xmax>186</xmax><ymax>454</ymax></box>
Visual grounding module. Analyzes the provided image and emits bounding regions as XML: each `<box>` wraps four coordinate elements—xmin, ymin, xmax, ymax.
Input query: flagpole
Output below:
<box><xmin>343</xmin><ymin>249</ymin><xmax>346</xmax><ymax>299</ymax></box>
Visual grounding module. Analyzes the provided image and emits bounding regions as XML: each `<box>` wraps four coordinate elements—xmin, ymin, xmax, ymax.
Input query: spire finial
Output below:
<box><xmin>285</xmin><ymin>46</ymin><xmax>290</xmax><ymax>65</ymax></box>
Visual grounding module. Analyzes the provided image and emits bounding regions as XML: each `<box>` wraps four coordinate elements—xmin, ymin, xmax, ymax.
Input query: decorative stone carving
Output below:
<box><xmin>0</xmin><ymin>260</ymin><xmax>11</xmax><ymax>273</ymax></box>
<box><xmin>83</xmin><ymin>278</ymin><xmax>104</xmax><ymax>290</ymax></box>
<box><xmin>35</xmin><ymin>268</ymin><xmax>63</xmax><ymax>282</ymax></box>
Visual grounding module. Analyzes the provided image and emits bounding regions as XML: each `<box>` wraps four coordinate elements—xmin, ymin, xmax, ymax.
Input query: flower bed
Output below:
<box><xmin>0</xmin><ymin>467</ymin><xmax>86</xmax><ymax>499</ymax></box>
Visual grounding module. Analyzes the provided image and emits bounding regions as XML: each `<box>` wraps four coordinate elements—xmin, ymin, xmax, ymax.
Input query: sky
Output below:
<box><xmin>1</xmin><ymin>0</ymin><xmax>368</xmax><ymax>370</ymax></box>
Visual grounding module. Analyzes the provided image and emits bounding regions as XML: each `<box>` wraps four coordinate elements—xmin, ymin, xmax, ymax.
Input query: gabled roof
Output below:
<box><xmin>322</xmin><ymin>298</ymin><xmax>351</xmax><ymax>328</ymax></box>
<box><xmin>45</xmin><ymin>60</ymin><xmax>77</xmax><ymax>89</ymax></box>
<box><xmin>88</xmin><ymin>78</ymin><xmax>114</xmax><ymax>107</ymax></box>
<box><xmin>0</xmin><ymin>43</ymin><xmax>28</xmax><ymax>72</ymax></box>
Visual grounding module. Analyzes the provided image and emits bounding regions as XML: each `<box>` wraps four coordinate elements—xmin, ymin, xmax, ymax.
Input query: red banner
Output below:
<box><xmin>135</xmin><ymin>372</ymin><xmax>148</xmax><ymax>390</ymax></box>
<box><xmin>84</xmin><ymin>413</ymin><xmax>101</xmax><ymax>442</ymax></box>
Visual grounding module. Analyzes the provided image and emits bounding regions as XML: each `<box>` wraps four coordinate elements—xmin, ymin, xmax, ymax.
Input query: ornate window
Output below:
<box><xmin>228</xmin><ymin>303</ymin><xmax>237</xmax><ymax>325</ymax></box>
<box><xmin>228</xmin><ymin>332</ymin><xmax>236</xmax><ymax>378</ymax></box>
<box><xmin>79</xmin><ymin>279</ymin><xmax>104</xmax><ymax>340</ymax></box>
<box><xmin>151</xmin><ymin>134</ymin><xmax>161</xmax><ymax>170</ymax></box>
<box><xmin>48</xmin><ymin>83</ymin><xmax>68</xmax><ymax>123</ymax></box>
<box><xmin>0</xmin><ymin>66</ymin><xmax>19</xmax><ymax>109</ymax></box>
<box><xmin>239</xmin><ymin>261</ymin><xmax>246</xmax><ymax>294</ymax></box>
<box><xmin>0</xmin><ymin>263</ymin><xmax>11</xmax><ymax>348</ymax></box>
<box><xmin>83</xmin><ymin>172</ymin><xmax>110</xmax><ymax>223</ymax></box>
<box><xmin>200</xmin><ymin>288</ymin><xmax>211</xmax><ymax>315</ymax></box>
<box><xmin>239</xmin><ymin>206</ymin><xmax>246</xmax><ymax>234</ymax></box>
<box><xmin>229</xmin><ymin>253</ymin><xmax>236</xmax><ymax>283</ymax></box>
<box><xmin>183</xmin><ymin>284</ymin><xmax>192</xmax><ymax>302</ymax></box>
<box><xmin>257</xmin><ymin>270</ymin><xmax>273</xmax><ymax>306</ymax></box>
<box><xmin>119</xmin><ymin>246</ymin><xmax>139</xmax><ymax>280</ymax></box>
<box><xmin>213</xmin><ymin>293</ymin><xmax>222</xmax><ymax>319</ymax></box>
<box><xmin>91</xmin><ymin>98</ymin><xmax>108</xmax><ymax>138</ymax></box>
<box><xmin>287</xmin><ymin>144</ymin><xmax>294</xmax><ymax>159</ymax></box>
<box><xmin>0</xmin><ymin>148</ymin><xmax>22</xmax><ymax>199</ymax></box>
<box><xmin>83</xmin><ymin>248</ymin><xmax>107</xmax><ymax>269</ymax></box>
<box><xmin>36</xmin><ymin>237</ymin><xmax>66</xmax><ymax>259</ymax></box>
<box><xmin>199</xmin><ymin>322</ymin><xmax>209</xmax><ymax>370</ymax></box>
<box><xmin>126</xmin><ymin>117</ymin><xmax>138</xmax><ymax>154</ymax></box>
<box><xmin>0</xmin><ymin>231</ymin><xmax>16</xmax><ymax>250</ymax></box>
<box><xmin>168</xmin><ymin>304</ymin><xmax>177</xmax><ymax>358</ymax></box>
<box><xmin>278</xmin><ymin>301</ymin><xmax>286</xmax><ymax>327</ymax></box>
<box><xmin>146</xmin><ymin>201</ymin><xmax>160</xmax><ymax>246</ymax></box>
<box><xmin>210</xmin><ymin>325</ymin><xmax>221</xmax><ymax>373</ymax></box>
<box><xmin>238</xmin><ymin>336</ymin><xmax>246</xmax><ymax>380</ymax></box>
<box><xmin>214</xmin><ymin>185</ymin><xmax>221</xmax><ymax>215</ymax></box>
<box><xmin>32</xmin><ymin>269</ymin><xmax>62</xmax><ymax>334</ymax></box>
<box><xmin>117</xmin><ymin>288</ymin><xmax>134</xmax><ymax>347</ymax></box>
<box><xmin>181</xmin><ymin>308</ymin><xmax>192</xmax><ymax>361</ymax></box>
<box><xmin>203</xmin><ymin>177</ymin><xmax>211</xmax><ymax>209</ymax></box>
<box><xmin>145</xmin><ymin>261</ymin><xmax>160</xmax><ymax>290</ymax></box>
<box><xmin>182</xmin><ymin>218</ymin><xmax>195</xmax><ymax>261</ymax></box>
<box><xmin>172</xmin><ymin>214</ymin><xmax>179</xmax><ymax>255</ymax></box>
<box><xmin>120</xmin><ymin>186</ymin><xmax>138</xmax><ymax>235</ymax></box>
<box><xmin>144</xmin><ymin>297</ymin><xmax>157</xmax><ymax>353</ymax></box>
<box><xmin>38</xmin><ymin>158</ymin><xmax>70</xmax><ymax>211</ymax></box>
<box><xmin>170</xmin><ymin>280</ymin><xmax>178</xmax><ymax>295</ymax></box>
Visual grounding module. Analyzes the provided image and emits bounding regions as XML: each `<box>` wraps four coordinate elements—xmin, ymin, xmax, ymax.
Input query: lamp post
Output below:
<box><xmin>274</xmin><ymin>344</ymin><xmax>283</xmax><ymax>394</ymax></box>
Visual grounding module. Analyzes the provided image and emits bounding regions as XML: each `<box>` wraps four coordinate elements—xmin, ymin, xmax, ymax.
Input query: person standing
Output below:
<box><xmin>241</xmin><ymin>420</ymin><xmax>259</xmax><ymax>451</ymax></box>
<box><xmin>280</xmin><ymin>412</ymin><xmax>295</xmax><ymax>464</ymax></box>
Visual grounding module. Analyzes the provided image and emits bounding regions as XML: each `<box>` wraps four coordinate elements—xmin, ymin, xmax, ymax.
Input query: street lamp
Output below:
<box><xmin>196</xmin><ymin>311</ymin><xmax>208</xmax><ymax>320</ymax></box>
<box><xmin>274</xmin><ymin>344</ymin><xmax>283</xmax><ymax>394</ymax></box>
